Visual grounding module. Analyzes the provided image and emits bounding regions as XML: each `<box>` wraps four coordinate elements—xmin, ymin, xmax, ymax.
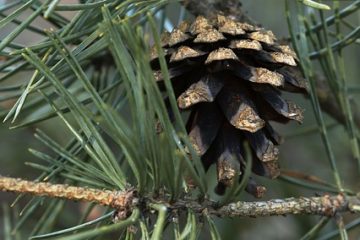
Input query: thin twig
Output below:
<box><xmin>181</xmin><ymin>0</ymin><xmax>253</xmax><ymax>23</ymax></box>
<box><xmin>0</xmin><ymin>176</ymin><xmax>136</xmax><ymax>220</ymax></box>
<box><xmin>1</xmin><ymin>176</ymin><xmax>360</xmax><ymax>218</ymax></box>
<box><xmin>315</xmin><ymin>75</ymin><xmax>360</xmax><ymax>129</ymax></box>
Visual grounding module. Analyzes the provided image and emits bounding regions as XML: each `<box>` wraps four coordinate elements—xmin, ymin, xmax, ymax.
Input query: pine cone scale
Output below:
<box><xmin>205</xmin><ymin>48</ymin><xmax>238</xmax><ymax>64</ymax></box>
<box><xmin>193</xmin><ymin>28</ymin><xmax>226</xmax><ymax>43</ymax></box>
<box><xmin>217</xmin><ymin>86</ymin><xmax>265</xmax><ymax>132</ymax></box>
<box><xmin>177</xmin><ymin>74</ymin><xmax>224</xmax><ymax>109</ymax></box>
<box><xmin>229</xmin><ymin>39</ymin><xmax>263</xmax><ymax>51</ymax></box>
<box><xmin>170</xmin><ymin>46</ymin><xmax>206</xmax><ymax>62</ymax></box>
<box><xmin>188</xmin><ymin>103</ymin><xmax>223</xmax><ymax>156</ymax></box>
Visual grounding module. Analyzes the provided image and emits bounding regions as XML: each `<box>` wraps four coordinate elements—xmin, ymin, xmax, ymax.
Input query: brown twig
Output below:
<box><xmin>0</xmin><ymin>176</ymin><xmax>136</xmax><ymax>220</ymax></box>
<box><xmin>1</xmin><ymin>176</ymin><xmax>360</xmax><ymax>218</ymax></box>
<box><xmin>182</xmin><ymin>0</ymin><xmax>253</xmax><ymax>23</ymax></box>
<box><xmin>315</xmin><ymin>75</ymin><xmax>360</xmax><ymax>129</ymax></box>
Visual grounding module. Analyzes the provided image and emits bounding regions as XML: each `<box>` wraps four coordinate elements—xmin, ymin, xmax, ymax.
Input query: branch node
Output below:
<box><xmin>112</xmin><ymin>188</ymin><xmax>138</xmax><ymax>222</ymax></box>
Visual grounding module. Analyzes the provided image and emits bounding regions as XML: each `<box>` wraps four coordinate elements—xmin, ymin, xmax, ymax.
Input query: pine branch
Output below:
<box><xmin>1</xmin><ymin>176</ymin><xmax>360</xmax><ymax>218</ymax></box>
<box><xmin>0</xmin><ymin>176</ymin><xmax>135</xmax><ymax>220</ymax></box>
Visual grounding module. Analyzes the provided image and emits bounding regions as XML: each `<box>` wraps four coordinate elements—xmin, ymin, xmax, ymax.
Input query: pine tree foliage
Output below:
<box><xmin>0</xmin><ymin>0</ymin><xmax>359</xmax><ymax>239</ymax></box>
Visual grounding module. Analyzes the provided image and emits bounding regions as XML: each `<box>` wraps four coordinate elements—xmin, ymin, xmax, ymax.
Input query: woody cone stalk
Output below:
<box><xmin>151</xmin><ymin>15</ymin><xmax>307</xmax><ymax>196</ymax></box>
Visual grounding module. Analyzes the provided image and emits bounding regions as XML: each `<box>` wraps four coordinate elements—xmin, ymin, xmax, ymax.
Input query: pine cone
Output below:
<box><xmin>151</xmin><ymin>15</ymin><xmax>307</xmax><ymax>196</ymax></box>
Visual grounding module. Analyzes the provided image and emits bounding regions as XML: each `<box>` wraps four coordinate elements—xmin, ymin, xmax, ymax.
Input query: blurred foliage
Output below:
<box><xmin>0</xmin><ymin>0</ymin><xmax>359</xmax><ymax>239</ymax></box>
